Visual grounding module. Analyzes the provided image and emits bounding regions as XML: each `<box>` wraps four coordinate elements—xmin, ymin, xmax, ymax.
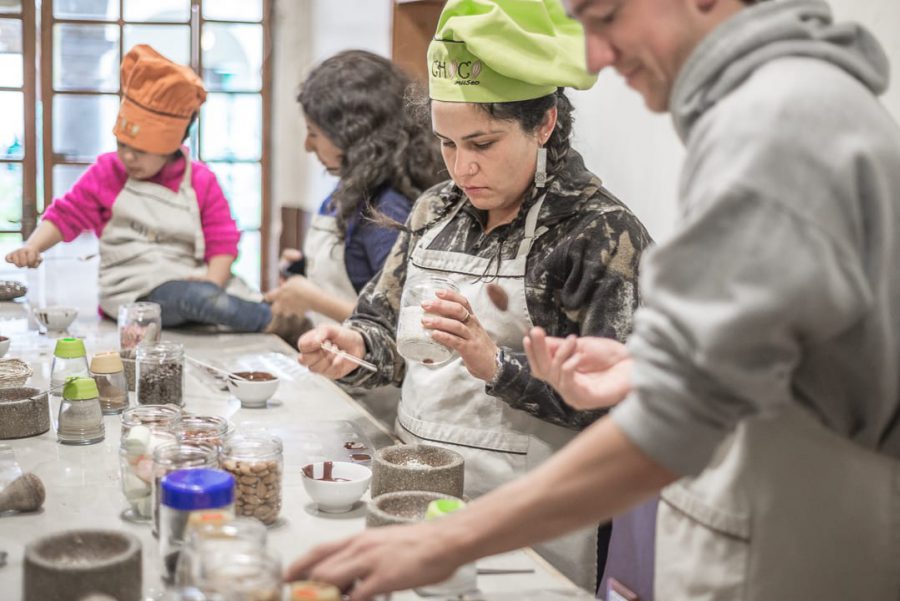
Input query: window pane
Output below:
<box><xmin>202</xmin><ymin>23</ymin><xmax>262</xmax><ymax>92</ymax></box>
<box><xmin>52</xmin><ymin>164</ymin><xmax>89</xmax><ymax>201</ymax></box>
<box><xmin>207</xmin><ymin>162</ymin><xmax>261</xmax><ymax>229</ymax></box>
<box><xmin>123</xmin><ymin>25</ymin><xmax>190</xmax><ymax>66</ymax></box>
<box><xmin>54</xmin><ymin>24</ymin><xmax>119</xmax><ymax>92</ymax></box>
<box><xmin>0</xmin><ymin>1</ymin><xmax>21</xmax><ymax>15</ymax></box>
<box><xmin>123</xmin><ymin>0</ymin><xmax>190</xmax><ymax>22</ymax></box>
<box><xmin>0</xmin><ymin>91</ymin><xmax>23</xmax><ymax>159</ymax></box>
<box><xmin>203</xmin><ymin>0</ymin><xmax>262</xmax><ymax>22</ymax></box>
<box><xmin>53</xmin><ymin>94</ymin><xmax>119</xmax><ymax>162</ymax></box>
<box><xmin>0</xmin><ymin>19</ymin><xmax>22</xmax><ymax>87</ymax></box>
<box><xmin>234</xmin><ymin>229</ymin><xmax>260</xmax><ymax>288</ymax></box>
<box><xmin>0</xmin><ymin>163</ymin><xmax>22</xmax><ymax>228</ymax></box>
<box><xmin>201</xmin><ymin>94</ymin><xmax>261</xmax><ymax>161</ymax></box>
<box><xmin>54</xmin><ymin>0</ymin><xmax>118</xmax><ymax>21</ymax></box>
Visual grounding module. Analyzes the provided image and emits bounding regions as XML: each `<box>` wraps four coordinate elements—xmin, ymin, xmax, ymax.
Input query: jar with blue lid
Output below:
<box><xmin>159</xmin><ymin>468</ymin><xmax>235</xmax><ymax>583</ymax></box>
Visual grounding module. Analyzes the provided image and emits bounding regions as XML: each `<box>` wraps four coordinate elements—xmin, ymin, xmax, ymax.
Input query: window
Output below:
<box><xmin>1</xmin><ymin>0</ymin><xmax>272</xmax><ymax>287</ymax></box>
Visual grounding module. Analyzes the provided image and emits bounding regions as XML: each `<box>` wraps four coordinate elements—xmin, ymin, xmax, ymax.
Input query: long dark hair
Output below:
<box><xmin>298</xmin><ymin>50</ymin><xmax>444</xmax><ymax>239</ymax></box>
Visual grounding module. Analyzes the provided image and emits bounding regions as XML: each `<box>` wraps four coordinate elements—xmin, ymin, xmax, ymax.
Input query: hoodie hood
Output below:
<box><xmin>670</xmin><ymin>0</ymin><xmax>889</xmax><ymax>141</ymax></box>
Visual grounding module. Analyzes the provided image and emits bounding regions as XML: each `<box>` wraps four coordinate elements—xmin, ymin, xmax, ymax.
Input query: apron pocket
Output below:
<box><xmin>655</xmin><ymin>483</ymin><xmax>750</xmax><ymax>601</ymax></box>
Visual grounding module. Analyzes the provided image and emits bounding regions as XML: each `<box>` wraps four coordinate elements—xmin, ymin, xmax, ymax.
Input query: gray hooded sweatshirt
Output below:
<box><xmin>611</xmin><ymin>0</ymin><xmax>900</xmax><ymax>476</ymax></box>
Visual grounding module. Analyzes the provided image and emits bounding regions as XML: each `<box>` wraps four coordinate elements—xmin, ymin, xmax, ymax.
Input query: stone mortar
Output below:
<box><xmin>366</xmin><ymin>490</ymin><xmax>465</xmax><ymax>528</ymax></box>
<box><xmin>0</xmin><ymin>387</ymin><xmax>50</xmax><ymax>439</ymax></box>
<box><xmin>24</xmin><ymin>529</ymin><xmax>142</xmax><ymax>601</ymax></box>
<box><xmin>371</xmin><ymin>444</ymin><xmax>464</xmax><ymax>498</ymax></box>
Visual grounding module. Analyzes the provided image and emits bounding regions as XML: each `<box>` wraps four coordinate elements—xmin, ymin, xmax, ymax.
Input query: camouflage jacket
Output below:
<box><xmin>341</xmin><ymin>150</ymin><xmax>653</xmax><ymax>431</ymax></box>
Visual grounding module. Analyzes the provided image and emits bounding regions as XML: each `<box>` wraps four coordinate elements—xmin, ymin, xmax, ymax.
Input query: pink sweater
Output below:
<box><xmin>43</xmin><ymin>152</ymin><xmax>240</xmax><ymax>261</ymax></box>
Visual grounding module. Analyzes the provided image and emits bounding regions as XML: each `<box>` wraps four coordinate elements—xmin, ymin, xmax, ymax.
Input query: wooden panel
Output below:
<box><xmin>279</xmin><ymin>206</ymin><xmax>310</xmax><ymax>260</ymax></box>
<box><xmin>391</xmin><ymin>0</ymin><xmax>445</xmax><ymax>82</ymax></box>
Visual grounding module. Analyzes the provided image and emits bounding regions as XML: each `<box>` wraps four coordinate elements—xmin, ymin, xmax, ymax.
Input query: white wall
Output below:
<box><xmin>569</xmin><ymin>0</ymin><xmax>900</xmax><ymax>243</ymax></box>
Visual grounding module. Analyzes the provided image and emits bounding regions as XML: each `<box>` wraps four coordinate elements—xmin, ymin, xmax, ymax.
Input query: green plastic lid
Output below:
<box><xmin>63</xmin><ymin>376</ymin><xmax>99</xmax><ymax>400</ymax></box>
<box><xmin>425</xmin><ymin>498</ymin><xmax>466</xmax><ymax>521</ymax></box>
<box><xmin>54</xmin><ymin>337</ymin><xmax>86</xmax><ymax>359</ymax></box>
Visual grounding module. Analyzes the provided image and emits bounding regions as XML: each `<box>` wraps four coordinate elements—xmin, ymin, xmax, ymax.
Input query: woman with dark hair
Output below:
<box><xmin>266</xmin><ymin>50</ymin><xmax>443</xmax><ymax>328</ymax></box>
<box><xmin>295</xmin><ymin>1</ymin><xmax>651</xmax><ymax>592</ymax></box>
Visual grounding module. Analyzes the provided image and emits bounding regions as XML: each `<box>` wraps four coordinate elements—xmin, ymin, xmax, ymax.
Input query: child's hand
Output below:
<box><xmin>5</xmin><ymin>246</ymin><xmax>42</xmax><ymax>268</ymax></box>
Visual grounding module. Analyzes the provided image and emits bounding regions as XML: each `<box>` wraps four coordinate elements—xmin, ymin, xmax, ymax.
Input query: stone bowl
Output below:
<box><xmin>0</xmin><ymin>358</ymin><xmax>33</xmax><ymax>389</ymax></box>
<box><xmin>366</xmin><ymin>490</ymin><xmax>464</xmax><ymax>528</ymax></box>
<box><xmin>24</xmin><ymin>529</ymin><xmax>142</xmax><ymax>601</ymax></box>
<box><xmin>371</xmin><ymin>444</ymin><xmax>464</xmax><ymax>498</ymax></box>
<box><xmin>0</xmin><ymin>387</ymin><xmax>50</xmax><ymax>439</ymax></box>
<box><xmin>227</xmin><ymin>370</ymin><xmax>280</xmax><ymax>408</ymax></box>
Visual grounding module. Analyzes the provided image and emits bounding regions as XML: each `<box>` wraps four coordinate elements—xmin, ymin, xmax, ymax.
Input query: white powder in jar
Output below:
<box><xmin>396</xmin><ymin>306</ymin><xmax>455</xmax><ymax>366</ymax></box>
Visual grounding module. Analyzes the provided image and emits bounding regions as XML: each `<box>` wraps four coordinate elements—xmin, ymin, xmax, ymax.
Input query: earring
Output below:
<box><xmin>534</xmin><ymin>145</ymin><xmax>548</xmax><ymax>188</ymax></box>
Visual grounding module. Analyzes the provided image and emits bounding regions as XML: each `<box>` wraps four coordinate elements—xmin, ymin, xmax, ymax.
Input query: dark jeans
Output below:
<box><xmin>143</xmin><ymin>280</ymin><xmax>272</xmax><ymax>332</ymax></box>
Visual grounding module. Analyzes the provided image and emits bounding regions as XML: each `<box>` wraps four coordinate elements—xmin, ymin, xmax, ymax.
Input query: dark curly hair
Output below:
<box><xmin>298</xmin><ymin>50</ymin><xmax>444</xmax><ymax>240</ymax></box>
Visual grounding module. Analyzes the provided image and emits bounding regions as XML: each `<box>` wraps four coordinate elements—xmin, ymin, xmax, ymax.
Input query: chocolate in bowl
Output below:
<box><xmin>230</xmin><ymin>371</ymin><xmax>276</xmax><ymax>382</ymax></box>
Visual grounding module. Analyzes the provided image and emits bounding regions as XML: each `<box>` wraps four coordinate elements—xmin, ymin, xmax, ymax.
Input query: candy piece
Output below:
<box><xmin>124</xmin><ymin>425</ymin><xmax>151</xmax><ymax>455</ymax></box>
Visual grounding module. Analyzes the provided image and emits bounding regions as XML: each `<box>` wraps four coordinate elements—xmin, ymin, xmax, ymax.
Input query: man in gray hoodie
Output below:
<box><xmin>286</xmin><ymin>1</ymin><xmax>900</xmax><ymax>600</ymax></box>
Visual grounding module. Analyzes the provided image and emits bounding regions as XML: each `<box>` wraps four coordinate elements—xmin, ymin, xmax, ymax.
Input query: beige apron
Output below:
<box><xmin>655</xmin><ymin>403</ymin><xmax>900</xmax><ymax>600</ymax></box>
<box><xmin>397</xmin><ymin>197</ymin><xmax>599</xmax><ymax>591</ymax></box>
<box><xmin>98</xmin><ymin>154</ymin><xmax>258</xmax><ymax>317</ymax></box>
<box><xmin>303</xmin><ymin>212</ymin><xmax>400</xmax><ymax>427</ymax></box>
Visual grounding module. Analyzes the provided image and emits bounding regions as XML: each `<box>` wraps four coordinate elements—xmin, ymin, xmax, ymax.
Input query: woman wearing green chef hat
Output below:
<box><xmin>297</xmin><ymin>0</ymin><xmax>651</xmax><ymax>589</ymax></box>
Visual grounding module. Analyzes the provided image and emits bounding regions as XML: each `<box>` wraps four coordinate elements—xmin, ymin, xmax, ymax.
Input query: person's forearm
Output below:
<box><xmin>25</xmin><ymin>221</ymin><xmax>63</xmax><ymax>252</ymax></box>
<box><xmin>206</xmin><ymin>254</ymin><xmax>234</xmax><ymax>286</ymax></box>
<box><xmin>438</xmin><ymin>416</ymin><xmax>676</xmax><ymax>564</ymax></box>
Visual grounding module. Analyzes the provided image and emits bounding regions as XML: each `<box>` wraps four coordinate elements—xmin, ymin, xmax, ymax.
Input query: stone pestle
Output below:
<box><xmin>0</xmin><ymin>473</ymin><xmax>46</xmax><ymax>513</ymax></box>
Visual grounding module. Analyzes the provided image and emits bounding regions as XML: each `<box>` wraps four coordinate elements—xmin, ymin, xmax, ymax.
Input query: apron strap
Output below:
<box><xmin>515</xmin><ymin>193</ymin><xmax>548</xmax><ymax>259</ymax></box>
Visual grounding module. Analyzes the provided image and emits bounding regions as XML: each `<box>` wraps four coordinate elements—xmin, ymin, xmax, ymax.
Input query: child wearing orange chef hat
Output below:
<box><xmin>6</xmin><ymin>45</ymin><xmax>303</xmax><ymax>340</ymax></box>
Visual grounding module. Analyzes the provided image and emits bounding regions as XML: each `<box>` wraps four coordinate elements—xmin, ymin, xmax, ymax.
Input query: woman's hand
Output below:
<box><xmin>264</xmin><ymin>276</ymin><xmax>317</xmax><ymax>316</ymax></box>
<box><xmin>297</xmin><ymin>324</ymin><xmax>367</xmax><ymax>380</ymax></box>
<box><xmin>524</xmin><ymin>327</ymin><xmax>633</xmax><ymax>409</ymax></box>
<box><xmin>422</xmin><ymin>289</ymin><xmax>499</xmax><ymax>382</ymax></box>
<box><xmin>5</xmin><ymin>245</ymin><xmax>42</xmax><ymax>268</ymax></box>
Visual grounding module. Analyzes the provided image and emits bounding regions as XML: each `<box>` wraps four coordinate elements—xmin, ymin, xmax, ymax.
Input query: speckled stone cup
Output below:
<box><xmin>24</xmin><ymin>529</ymin><xmax>142</xmax><ymax>601</ymax></box>
<box><xmin>370</xmin><ymin>444</ymin><xmax>464</xmax><ymax>498</ymax></box>
<box><xmin>0</xmin><ymin>387</ymin><xmax>50</xmax><ymax>439</ymax></box>
<box><xmin>366</xmin><ymin>490</ymin><xmax>465</xmax><ymax>528</ymax></box>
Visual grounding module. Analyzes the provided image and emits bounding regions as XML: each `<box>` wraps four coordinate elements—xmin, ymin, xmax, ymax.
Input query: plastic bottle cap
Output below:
<box><xmin>161</xmin><ymin>468</ymin><xmax>235</xmax><ymax>510</ymax></box>
<box><xmin>425</xmin><ymin>498</ymin><xmax>466</xmax><ymax>521</ymax></box>
<box><xmin>62</xmin><ymin>376</ymin><xmax>99</xmax><ymax>400</ymax></box>
<box><xmin>54</xmin><ymin>337</ymin><xmax>86</xmax><ymax>359</ymax></box>
<box><xmin>90</xmin><ymin>351</ymin><xmax>124</xmax><ymax>374</ymax></box>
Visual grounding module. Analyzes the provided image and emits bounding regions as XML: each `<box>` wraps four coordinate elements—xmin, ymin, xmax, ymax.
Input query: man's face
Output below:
<box><xmin>564</xmin><ymin>0</ymin><xmax>725</xmax><ymax>112</ymax></box>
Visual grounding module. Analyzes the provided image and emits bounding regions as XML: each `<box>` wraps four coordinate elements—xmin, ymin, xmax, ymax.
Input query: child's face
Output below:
<box><xmin>117</xmin><ymin>142</ymin><xmax>171</xmax><ymax>180</ymax></box>
<box><xmin>303</xmin><ymin>116</ymin><xmax>343</xmax><ymax>176</ymax></box>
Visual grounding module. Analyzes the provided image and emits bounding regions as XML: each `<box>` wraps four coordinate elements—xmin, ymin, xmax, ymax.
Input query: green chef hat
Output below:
<box><xmin>428</xmin><ymin>0</ymin><xmax>598</xmax><ymax>103</ymax></box>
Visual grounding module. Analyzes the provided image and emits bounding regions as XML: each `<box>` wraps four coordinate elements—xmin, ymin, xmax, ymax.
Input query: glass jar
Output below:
<box><xmin>90</xmin><ymin>351</ymin><xmax>129</xmax><ymax>415</ymax></box>
<box><xmin>173</xmin><ymin>415</ymin><xmax>230</xmax><ymax>451</ymax></box>
<box><xmin>160</xmin><ymin>468</ymin><xmax>235</xmax><ymax>584</ymax></box>
<box><xmin>137</xmin><ymin>341</ymin><xmax>185</xmax><ymax>406</ymax></box>
<box><xmin>119</xmin><ymin>404</ymin><xmax>182</xmax><ymax>523</ymax></box>
<box><xmin>118</xmin><ymin>301</ymin><xmax>162</xmax><ymax>350</ymax></box>
<box><xmin>175</xmin><ymin>517</ymin><xmax>268</xmax><ymax>587</ymax></box>
<box><xmin>221</xmin><ymin>436</ymin><xmax>283</xmax><ymax>526</ymax></box>
<box><xmin>152</xmin><ymin>442</ymin><xmax>220</xmax><ymax>537</ymax></box>
<box><xmin>396</xmin><ymin>273</ymin><xmax>460</xmax><ymax>366</ymax></box>
<box><xmin>50</xmin><ymin>337</ymin><xmax>90</xmax><ymax>430</ymax></box>
<box><xmin>196</xmin><ymin>550</ymin><xmax>282</xmax><ymax>601</ymax></box>
<box><xmin>57</xmin><ymin>376</ymin><xmax>104</xmax><ymax>445</ymax></box>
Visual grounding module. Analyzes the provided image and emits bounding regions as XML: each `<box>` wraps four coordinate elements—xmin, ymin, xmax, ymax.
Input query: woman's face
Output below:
<box><xmin>304</xmin><ymin>116</ymin><xmax>343</xmax><ymax>175</ymax></box>
<box><xmin>116</xmin><ymin>142</ymin><xmax>170</xmax><ymax>180</ymax></box>
<box><xmin>431</xmin><ymin>101</ymin><xmax>554</xmax><ymax>221</ymax></box>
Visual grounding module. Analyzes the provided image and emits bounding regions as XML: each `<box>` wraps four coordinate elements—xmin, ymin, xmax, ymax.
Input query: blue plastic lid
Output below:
<box><xmin>160</xmin><ymin>468</ymin><xmax>235</xmax><ymax>511</ymax></box>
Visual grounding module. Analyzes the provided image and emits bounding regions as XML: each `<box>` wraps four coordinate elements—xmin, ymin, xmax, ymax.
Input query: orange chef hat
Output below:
<box><xmin>113</xmin><ymin>44</ymin><xmax>207</xmax><ymax>155</ymax></box>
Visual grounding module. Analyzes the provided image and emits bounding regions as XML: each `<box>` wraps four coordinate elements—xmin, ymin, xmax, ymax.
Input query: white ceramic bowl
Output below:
<box><xmin>0</xmin><ymin>336</ymin><xmax>9</xmax><ymax>358</ymax></box>
<box><xmin>301</xmin><ymin>461</ymin><xmax>372</xmax><ymax>513</ymax></box>
<box><xmin>227</xmin><ymin>371</ymin><xmax>280</xmax><ymax>408</ymax></box>
<box><xmin>33</xmin><ymin>306</ymin><xmax>78</xmax><ymax>332</ymax></box>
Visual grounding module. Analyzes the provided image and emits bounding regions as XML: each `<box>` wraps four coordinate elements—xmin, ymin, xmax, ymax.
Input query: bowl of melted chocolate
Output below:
<box><xmin>301</xmin><ymin>460</ymin><xmax>372</xmax><ymax>513</ymax></box>
<box><xmin>227</xmin><ymin>371</ymin><xmax>279</xmax><ymax>408</ymax></box>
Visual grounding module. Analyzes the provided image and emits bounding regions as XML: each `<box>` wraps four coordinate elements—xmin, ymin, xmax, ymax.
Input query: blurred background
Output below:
<box><xmin>1</xmin><ymin>0</ymin><xmax>898</xmax><ymax>294</ymax></box>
